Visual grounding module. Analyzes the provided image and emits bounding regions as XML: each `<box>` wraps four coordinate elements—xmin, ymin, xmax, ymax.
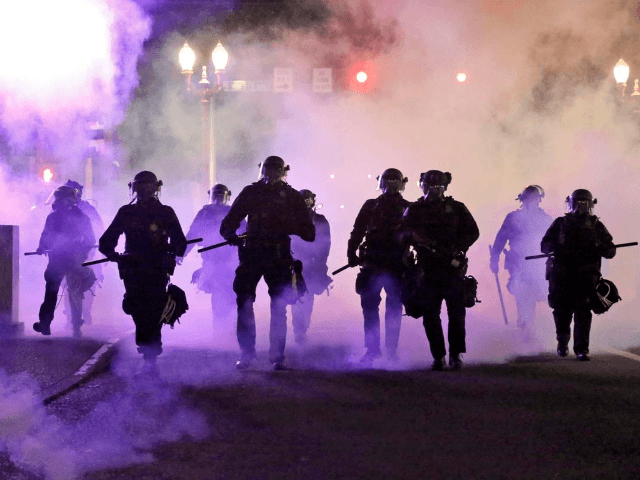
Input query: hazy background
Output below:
<box><xmin>2</xmin><ymin>0</ymin><xmax>640</xmax><ymax>372</ymax></box>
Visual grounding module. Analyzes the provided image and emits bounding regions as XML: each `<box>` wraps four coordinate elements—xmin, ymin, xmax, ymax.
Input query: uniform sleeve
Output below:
<box><xmin>220</xmin><ymin>187</ymin><xmax>251</xmax><ymax>240</ymax></box>
<box><xmin>166</xmin><ymin>207</ymin><xmax>187</xmax><ymax>257</ymax></box>
<box><xmin>596</xmin><ymin>220</ymin><xmax>616</xmax><ymax>259</ymax></box>
<box><xmin>316</xmin><ymin>215</ymin><xmax>331</xmax><ymax>264</ymax></box>
<box><xmin>184</xmin><ymin>209</ymin><xmax>206</xmax><ymax>257</ymax></box>
<box><xmin>85</xmin><ymin>204</ymin><xmax>105</xmax><ymax>238</ymax></box>
<box><xmin>490</xmin><ymin>214</ymin><xmax>512</xmax><ymax>260</ymax></box>
<box><xmin>541</xmin><ymin>218</ymin><xmax>562</xmax><ymax>254</ymax></box>
<box><xmin>99</xmin><ymin>208</ymin><xmax>126</xmax><ymax>256</ymax></box>
<box><xmin>290</xmin><ymin>191</ymin><xmax>315</xmax><ymax>242</ymax></box>
<box><xmin>454</xmin><ymin>203</ymin><xmax>479</xmax><ymax>253</ymax></box>
<box><xmin>348</xmin><ymin>200</ymin><xmax>374</xmax><ymax>257</ymax></box>
<box><xmin>81</xmin><ymin>213</ymin><xmax>96</xmax><ymax>248</ymax></box>
<box><xmin>38</xmin><ymin>214</ymin><xmax>56</xmax><ymax>251</ymax></box>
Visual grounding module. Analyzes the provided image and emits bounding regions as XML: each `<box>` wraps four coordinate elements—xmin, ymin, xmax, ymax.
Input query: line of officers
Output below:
<box><xmin>31</xmin><ymin>156</ymin><xmax>617</xmax><ymax>374</ymax></box>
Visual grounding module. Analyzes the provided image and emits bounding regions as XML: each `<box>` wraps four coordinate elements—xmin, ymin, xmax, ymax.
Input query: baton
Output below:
<box><xmin>524</xmin><ymin>241</ymin><xmax>638</xmax><ymax>260</ymax></box>
<box><xmin>198</xmin><ymin>234</ymin><xmax>248</xmax><ymax>253</ymax></box>
<box><xmin>490</xmin><ymin>245</ymin><xmax>509</xmax><ymax>325</ymax></box>
<box><xmin>82</xmin><ymin>238</ymin><xmax>203</xmax><ymax>267</ymax></box>
<box><xmin>332</xmin><ymin>264</ymin><xmax>351</xmax><ymax>275</ymax></box>
<box><xmin>25</xmin><ymin>245</ymin><xmax>98</xmax><ymax>256</ymax></box>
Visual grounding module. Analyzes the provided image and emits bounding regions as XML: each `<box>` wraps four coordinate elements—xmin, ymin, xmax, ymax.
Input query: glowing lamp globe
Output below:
<box><xmin>212</xmin><ymin>42</ymin><xmax>229</xmax><ymax>72</ymax></box>
<box><xmin>614</xmin><ymin>59</ymin><xmax>630</xmax><ymax>84</ymax></box>
<box><xmin>456</xmin><ymin>71</ymin><xmax>467</xmax><ymax>83</ymax></box>
<box><xmin>179</xmin><ymin>42</ymin><xmax>196</xmax><ymax>74</ymax></box>
<box><xmin>356</xmin><ymin>71</ymin><xmax>368</xmax><ymax>83</ymax></box>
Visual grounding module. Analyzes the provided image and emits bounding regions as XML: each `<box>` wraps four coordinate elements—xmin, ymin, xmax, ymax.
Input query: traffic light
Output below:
<box><xmin>348</xmin><ymin>60</ymin><xmax>378</xmax><ymax>94</ymax></box>
<box><xmin>37</xmin><ymin>164</ymin><xmax>58</xmax><ymax>183</ymax></box>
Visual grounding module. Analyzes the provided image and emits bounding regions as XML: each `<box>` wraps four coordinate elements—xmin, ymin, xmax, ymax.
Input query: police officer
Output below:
<box><xmin>290</xmin><ymin>189</ymin><xmax>332</xmax><ymax>345</ymax></box>
<box><xmin>348</xmin><ymin>168</ymin><xmax>409</xmax><ymax>365</ymax></box>
<box><xmin>99</xmin><ymin>171</ymin><xmax>186</xmax><ymax>374</ymax></box>
<box><xmin>541</xmin><ymin>189</ymin><xmax>616</xmax><ymax>361</ymax></box>
<box><xmin>63</xmin><ymin>179</ymin><xmax>105</xmax><ymax>326</ymax></box>
<box><xmin>399</xmin><ymin>170</ymin><xmax>479</xmax><ymax>370</ymax></box>
<box><xmin>220</xmin><ymin>156</ymin><xmax>315</xmax><ymax>370</ymax></box>
<box><xmin>33</xmin><ymin>186</ymin><xmax>96</xmax><ymax>338</ymax></box>
<box><xmin>490</xmin><ymin>185</ymin><xmax>553</xmax><ymax>338</ymax></box>
<box><xmin>183</xmin><ymin>184</ymin><xmax>241</xmax><ymax>331</ymax></box>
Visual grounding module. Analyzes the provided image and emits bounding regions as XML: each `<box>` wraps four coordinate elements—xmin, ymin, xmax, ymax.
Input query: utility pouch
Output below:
<box><xmin>545</xmin><ymin>257</ymin><xmax>554</xmax><ymax>281</ymax></box>
<box><xmin>288</xmin><ymin>259</ymin><xmax>308</xmax><ymax>305</ymax></box>
<box><xmin>462</xmin><ymin>275</ymin><xmax>480</xmax><ymax>308</ymax></box>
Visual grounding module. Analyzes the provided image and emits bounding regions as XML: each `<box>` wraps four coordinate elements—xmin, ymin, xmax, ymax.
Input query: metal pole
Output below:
<box><xmin>209</xmin><ymin>98</ymin><xmax>216</xmax><ymax>187</ymax></box>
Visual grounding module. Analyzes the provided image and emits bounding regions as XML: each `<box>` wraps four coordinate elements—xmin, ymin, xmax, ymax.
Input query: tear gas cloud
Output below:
<box><xmin>149</xmin><ymin>0</ymin><xmax>640</xmax><ymax>361</ymax></box>
<box><xmin>7</xmin><ymin>0</ymin><xmax>640</xmax><ymax>365</ymax></box>
<box><xmin>3</xmin><ymin>0</ymin><xmax>640</xmax><ymax>477</ymax></box>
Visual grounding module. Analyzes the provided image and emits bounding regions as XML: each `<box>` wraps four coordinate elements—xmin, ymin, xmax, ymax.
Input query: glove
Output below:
<box><xmin>348</xmin><ymin>254</ymin><xmax>361</xmax><ymax>268</ymax></box>
<box><xmin>227</xmin><ymin>235</ymin><xmax>244</xmax><ymax>247</ymax></box>
<box><xmin>489</xmin><ymin>257</ymin><xmax>499</xmax><ymax>274</ymax></box>
<box><xmin>106</xmin><ymin>252</ymin><xmax>120</xmax><ymax>262</ymax></box>
<box><xmin>35</xmin><ymin>247</ymin><xmax>45</xmax><ymax>255</ymax></box>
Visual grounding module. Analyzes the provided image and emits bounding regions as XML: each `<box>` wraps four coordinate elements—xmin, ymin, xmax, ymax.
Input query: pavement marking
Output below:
<box><xmin>600</xmin><ymin>346</ymin><xmax>640</xmax><ymax>363</ymax></box>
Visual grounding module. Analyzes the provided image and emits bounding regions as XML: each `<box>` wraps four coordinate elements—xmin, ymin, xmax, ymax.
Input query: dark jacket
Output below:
<box><xmin>291</xmin><ymin>211</ymin><xmax>331</xmax><ymax>269</ymax></box>
<box><xmin>39</xmin><ymin>206</ymin><xmax>95</xmax><ymax>262</ymax></box>
<box><xmin>541</xmin><ymin>213</ymin><xmax>615</xmax><ymax>273</ymax></box>
<box><xmin>348</xmin><ymin>193</ymin><xmax>409</xmax><ymax>269</ymax></box>
<box><xmin>220</xmin><ymin>181</ymin><xmax>315</xmax><ymax>262</ymax></box>
<box><xmin>400</xmin><ymin>195</ymin><xmax>479</xmax><ymax>270</ymax></box>
<box><xmin>99</xmin><ymin>197</ymin><xmax>187</xmax><ymax>259</ymax></box>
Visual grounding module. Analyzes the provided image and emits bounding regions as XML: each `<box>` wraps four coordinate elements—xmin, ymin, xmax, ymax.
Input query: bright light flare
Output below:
<box><xmin>212</xmin><ymin>42</ymin><xmax>229</xmax><ymax>72</ymax></box>
<box><xmin>348</xmin><ymin>61</ymin><xmax>378</xmax><ymax>93</ymax></box>
<box><xmin>330</xmin><ymin>174</ymin><xmax>335</xmax><ymax>179</ymax></box>
<box><xmin>179</xmin><ymin>42</ymin><xmax>196</xmax><ymax>73</ymax></box>
<box><xmin>614</xmin><ymin>59</ymin><xmax>630</xmax><ymax>84</ymax></box>
<box><xmin>39</xmin><ymin>166</ymin><xmax>55</xmax><ymax>183</ymax></box>
<box><xmin>0</xmin><ymin>0</ymin><xmax>150</xmax><ymax>132</ymax></box>
<box><xmin>456</xmin><ymin>70</ymin><xmax>468</xmax><ymax>83</ymax></box>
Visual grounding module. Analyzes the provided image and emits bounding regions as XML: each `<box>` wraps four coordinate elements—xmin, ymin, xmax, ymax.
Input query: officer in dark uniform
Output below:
<box><xmin>182</xmin><ymin>184</ymin><xmax>242</xmax><ymax>331</ymax></box>
<box><xmin>33</xmin><ymin>185</ymin><xmax>96</xmax><ymax>338</ymax></box>
<box><xmin>348</xmin><ymin>168</ymin><xmax>409</xmax><ymax>365</ymax></box>
<box><xmin>290</xmin><ymin>189</ymin><xmax>332</xmax><ymax>345</ymax></box>
<box><xmin>99</xmin><ymin>171</ymin><xmax>186</xmax><ymax>374</ymax></box>
<box><xmin>541</xmin><ymin>189</ymin><xmax>615</xmax><ymax>361</ymax></box>
<box><xmin>63</xmin><ymin>179</ymin><xmax>105</xmax><ymax>326</ymax></box>
<box><xmin>490</xmin><ymin>185</ymin><xmax>553</xmax><ymax>338</ymax></box>
<box><xmin>399</xmin><ymin>170</ymin><xmax>479</xmax><ymax>370</ymax></box>
<box><xmin>220</xmin><ymin>156</ymin><xmax>315</xmax><ymax>371</ymax></box>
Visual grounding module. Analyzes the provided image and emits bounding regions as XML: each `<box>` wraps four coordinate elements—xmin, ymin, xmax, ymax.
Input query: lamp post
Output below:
<box><xmin>179</xmin><ymin>41</ymin><xmax>228</xmax><ymax>190</ymax></box>
<box><xmin>614</xmin><ymin>58</ymin><xmax>630</xmax><ymax>98</ymax></box>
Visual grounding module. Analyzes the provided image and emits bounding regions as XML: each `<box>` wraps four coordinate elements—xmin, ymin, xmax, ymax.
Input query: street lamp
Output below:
<box><xmin>614</xmin><ymin>58</ymin><xmax>630</xmax><ymax>98</ymax></box>
<box><xmin>179</xmin><ymin>41</ymin><xmax>228</xmax><ymax>190</ymax></box>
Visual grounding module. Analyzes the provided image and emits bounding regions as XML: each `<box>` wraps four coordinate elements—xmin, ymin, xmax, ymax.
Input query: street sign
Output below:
<box><xmin>223</xmin><ymin>80</ymin><xmax>271</xmax><ymax>92</ymax></box>
<box><xmin>313</xmin><ymin>68</ymin><xmax>332</xmax><ymax>93</ymax></box>
<box><xmin>273</xmin><ymin>68</ymin><xmax>293</xmax><ymax>92</ymax></box>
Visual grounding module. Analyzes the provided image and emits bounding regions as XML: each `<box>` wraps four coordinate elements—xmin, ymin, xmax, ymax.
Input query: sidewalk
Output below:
<box><xmin>0</xmin><ymin>323</ymin><xmax>130</xmax><ymax>403</ymax></box>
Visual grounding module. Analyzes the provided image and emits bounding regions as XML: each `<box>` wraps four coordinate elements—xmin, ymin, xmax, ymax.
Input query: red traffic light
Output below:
<box><xmin>38</xmin><ymin>165</ymin><xmax>57</xmax><ymax>183</ymax></box>
<box><xmin>348</xmin><ymin>60</ymin><xmax>378</xmax><ymax>93</ymax></box>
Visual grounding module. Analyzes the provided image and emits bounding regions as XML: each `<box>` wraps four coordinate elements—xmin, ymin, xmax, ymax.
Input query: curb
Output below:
<box><xmin>40</xmin><ymin>331</ymin><xmax>133</xmax><ymax>405</ymax></box>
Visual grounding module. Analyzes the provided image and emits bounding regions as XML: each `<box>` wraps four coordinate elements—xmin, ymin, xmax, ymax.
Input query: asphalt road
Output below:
<box><xmin>4</xmin><ymin>343</ymin><xmax>640</xmax><ymax>480</ymax></box>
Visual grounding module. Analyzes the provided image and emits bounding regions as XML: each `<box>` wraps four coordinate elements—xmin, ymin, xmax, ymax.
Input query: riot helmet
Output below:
<box><xmin>376</xmin><ymin>168</ymin><xmax>408</xmax><ymax>194</ymax></box>
<box><xmin>299</xmin><ymin>189</ymin><xmax>316</xmax><ymax>209</ymax></box>
<box><xmin>258</xmin><ymin>156</ymin><xmax>289</xmax><ymax>184</ymax></box>
<box><xmin>51</xmin><ymin>185</ymin><xmax>78</xmax><ymax>211</ymax></box>
<box><xmin>208</xmin><ymin>184</ymin><xmax>231</xmax><ymax>205</ymax></box>
<box><xmin>419</xmin><ymin>170</ymin><xmax>451</xmax><ymax>198</ymax></box>
<box><xmin>64</xmin><ymin>179</ymin><xmax>84</xmax><ymax>199</ymax></box>
<box><xmin>517</xmin><ymin>185</ymin><xmax>544</xmax><ymax>202</ymax></box>
<box><xmin>567</xmin><ymin>189</ymin><xmax>596</xmax><ymax>215</ymax></box>
<box><xmin>129</xmin><ymin>171</ymin><xmax>163</xmax><ymax>200</ymax></box>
